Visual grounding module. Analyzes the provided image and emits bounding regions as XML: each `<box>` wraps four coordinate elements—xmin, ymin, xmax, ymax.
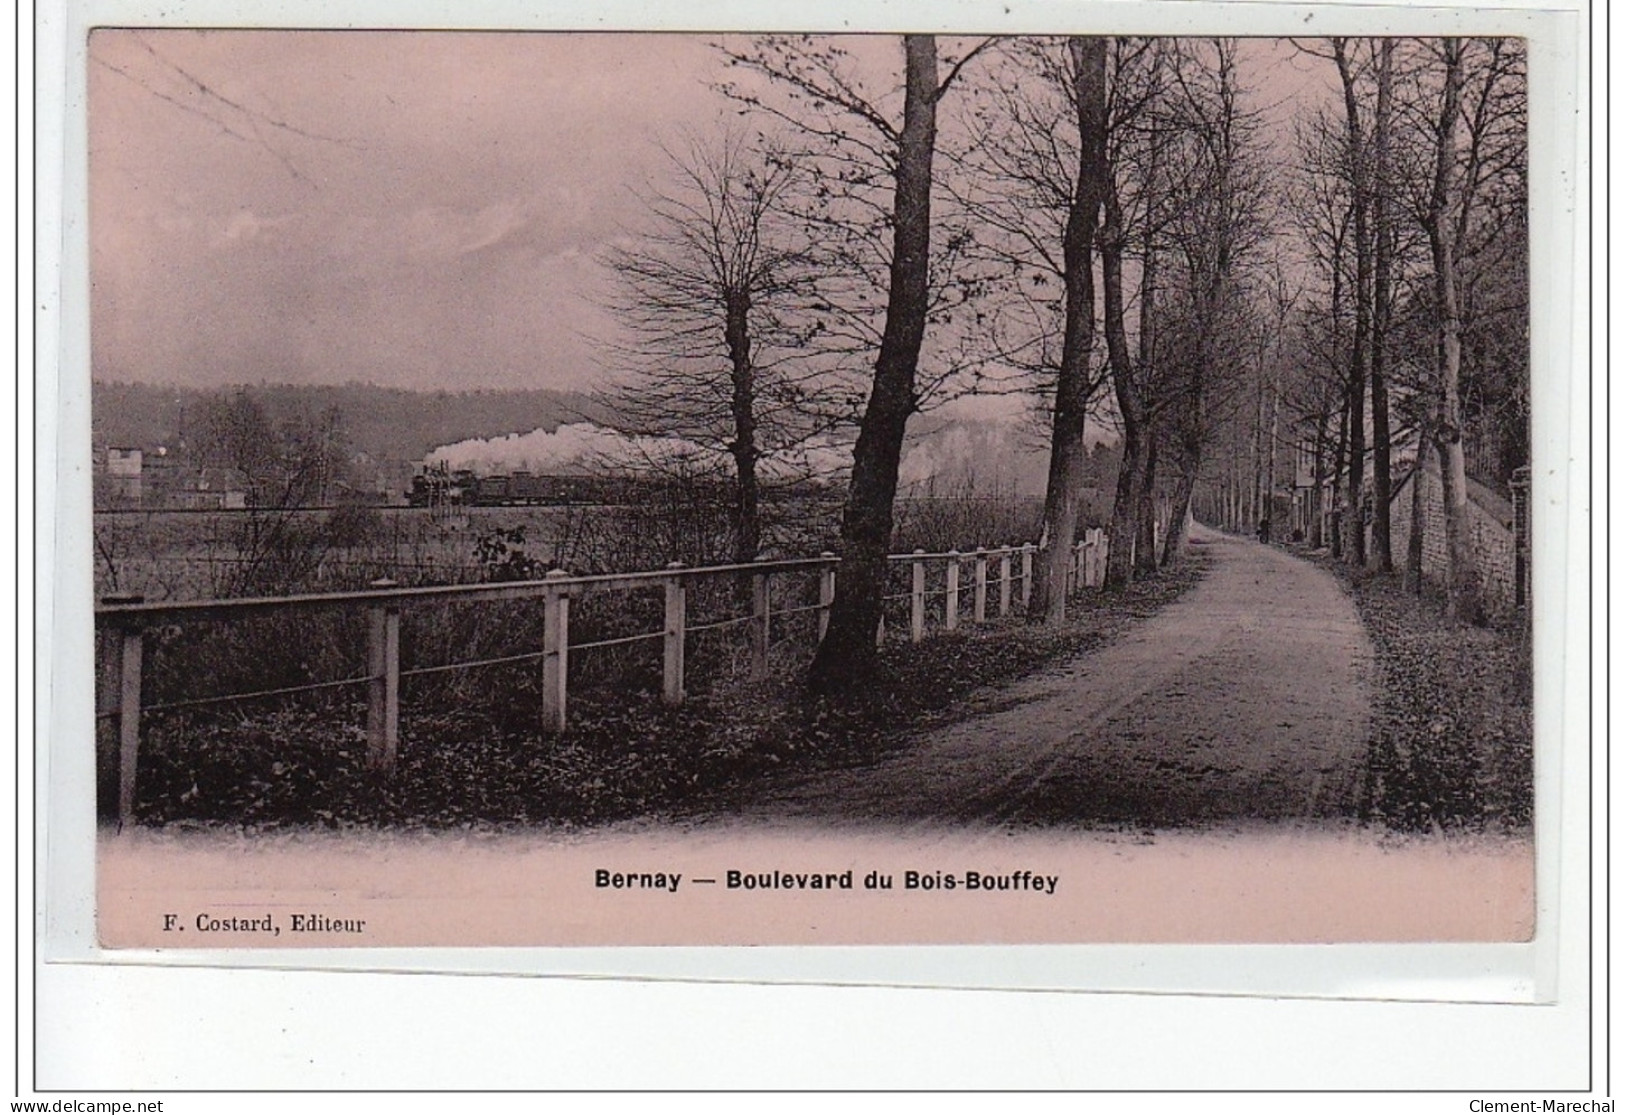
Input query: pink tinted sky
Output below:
<box><xmin>88</xmin><ymin>32</ymin><xmax>1329</xmax><ymax>393</ymax></box>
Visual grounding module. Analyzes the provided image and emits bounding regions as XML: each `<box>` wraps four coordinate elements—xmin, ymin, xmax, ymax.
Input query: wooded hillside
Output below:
<box><xmin>90</xmin><ymin>381</ymin><xmax>610</xmax><ymax>463</ymax></box>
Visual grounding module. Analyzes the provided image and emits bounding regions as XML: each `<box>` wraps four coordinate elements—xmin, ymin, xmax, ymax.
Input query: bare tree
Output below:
<box><xmin>598</xmin><ymin>132</ymin><xmax>844</xmax><ymax>564</ymax></box>
<box><xmin>1285</xmin><ymin>99</ymin><xmax>1354</xmax><ymax>552</ymax></box>
<box><xmin>1098</xmin><ymin>38</ymin><xmax>1175</xmax><ymax>588</ymax></box>
<box><xmin>1329</xmin><ymin>38</ymin><xmax>1375</xmax><ymax>568</ymax></box>
<box><xmin>1421</xmin><ymin>38</ymin><xmax>1480</xmax><ymax>621</ymax></box>
<box><xmin>1155</xmin><ymin>39</ymin><xmax>1270</xmax><ymax>563</ymax></box>
<box><xmin>1372</xmin><ymin>37</ymin><xmax>1525</xmax><ymax>611</ymax></box>
<box><xmin>954</xmin><ymin>37</ymin><xmax>1109</xmax><ymax>623</ymax></box>
<box><xmin>1094</xmin><ymin>38</ymin><xmax>1266</xmax><ymax>583</ymax></box>
<box><xmin>1368</xmin><ymin>37</ymin><xmax>1398</xmax><ymax>572</ymax></box>
<box><xmin>719</xmin><ymin>33</ymin><xmax>992</xmax><ymax>691</ymax></box>
<box><xmin>1289</xmin><ymin>36</ymin><xmax>1523</xmax><ymax>601</ymax></box>
<box><xmin>192</xmin><ymin>389</ymin><xmax>350</xmax><ymax>594</ymax></box>
<box><xmin>1304</xmin><ymin>37</ymin><xmax>1404</xmax><ymax>572</ymax></box>
<box><xmin>1034</xmin><ymin>38</ymin><xmax>1109</xmax><ymax>619</ymax></box>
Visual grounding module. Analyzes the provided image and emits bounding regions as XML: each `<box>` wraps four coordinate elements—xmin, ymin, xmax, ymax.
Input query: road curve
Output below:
<box><xmin>730</xmin><ymin>525</ymin><xmax>1376</xmax><ymax>829</ymax></box>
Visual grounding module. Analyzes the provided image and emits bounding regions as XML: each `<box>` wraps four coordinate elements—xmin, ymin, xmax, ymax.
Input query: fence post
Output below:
<box><xmin>96</xmin><ymin>627</ymin><xmax>117</xmax><ymax>819</ymax></box>
<box><xmin>117</xmin><ymin>625</ymin><xmax>144</xmax><ymax>825</ymax></box>
<box><xmin>972</xmin><ymin>549</ymin><xmax>988</xmax><ymax>623</ymax></box>
<box><xmin>945</xmin><ymin>551</ymin><xmax>961</xmax><ymax>630</ymax></box>
<box><xmin>100</xmin><ymin>594</ymin><xmax>145</xmax><ymax>826</ymax></box>
<box><xmin>751</xmin><ymin>567</ymin><xmax>771</xmax><ymax>679</ymax></box>
<box><xmin>1082</xmin><ymin>533</ymin><xmax>1096</xmax><ymax>589</ymax></box>
<box><xmin>365</xmin><ymin>579</ymin><xmax>401</xmax><ymax>773</ymax></box>
<box><xmin>999</xmin><ymin>548</ymin><xmax>1013</xmax><ymax>617</ymax></box>
<box><xmin>818</xmin><ymin>552</ymin><xmax>836</xmax><ymax>643</ymax></box>
<box><xmin>542</xmin><ymin>569</ymin><xmax>571</xmax><ymax>733</ymax></box>
<box><xmin>1021</xmin><ymin>544</ymin><xmax>1034</xmax><ymax>608</ymax></box>
<box><xmin>663</xmin><ymin>562</ymin><xmax>686</xmax><ymax>706</ymax></box>
<box><xmin>910</xmin><ymin>550</ymin><xmax>926</xmax><ymax>642</ymax></box>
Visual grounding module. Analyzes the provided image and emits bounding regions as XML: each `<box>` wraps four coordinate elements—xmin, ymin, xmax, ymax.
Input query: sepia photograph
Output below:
<box><xmin>82</xmin><ymin>27</ymin><xmax>1540</xmax><ymax>949</ymax></box>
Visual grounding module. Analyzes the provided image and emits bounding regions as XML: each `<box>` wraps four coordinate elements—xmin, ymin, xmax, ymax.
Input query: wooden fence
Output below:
<box><xmin>94</xmin><ymin>530</ymin><xmax>1109</xmax><ymax>824</ymax></box>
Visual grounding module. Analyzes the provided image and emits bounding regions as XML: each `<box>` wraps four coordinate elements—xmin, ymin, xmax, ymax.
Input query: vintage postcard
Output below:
<box><xmin>58</xmin><ymin>10</ymin><xmax>1577</xmax><ymax>974</ymax></box>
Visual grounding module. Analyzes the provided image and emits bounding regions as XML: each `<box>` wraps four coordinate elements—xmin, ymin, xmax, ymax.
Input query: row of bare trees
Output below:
<box><xmin>1282</xmin><ymin>36</ymin><xmax>1526</xmax><ymax>622</ymax></box>
<box><xmin>595</xmin><ymin>33</ymin><xmax>1527</xmax><ymax>692</ymax></box>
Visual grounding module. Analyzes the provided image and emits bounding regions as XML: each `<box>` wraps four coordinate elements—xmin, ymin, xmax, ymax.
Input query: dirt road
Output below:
<box><xmin>730</xmin><ymin>526</ymin><xmax>1375</xmax><ymax>828</ymax></box>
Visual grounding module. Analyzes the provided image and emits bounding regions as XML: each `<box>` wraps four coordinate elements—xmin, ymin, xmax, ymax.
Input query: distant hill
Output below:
<box><xmin>91</xmin><ymin>381</ymin><xmax>1126</xmax><ymax>510</ymax></box>
<box><xmin>91</xmin><ymin>381</ymin><xmax>613</xmax><ymax>464</ymax></box>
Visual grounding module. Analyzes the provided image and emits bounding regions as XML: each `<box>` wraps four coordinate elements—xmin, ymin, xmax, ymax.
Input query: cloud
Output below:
<box><xmin>89</xmin><ymin>31</ymin><xmax>727</xmax><ymax>392</ymax></box>
<box><xmin>401</xmin><ymin>200</ymin><xmax>532</xmax><ymax>259</ymax></box>
<box><xmin>211</xmin><ymin>208</ymin><xmax>292</xmax><ymax>248</ymax></box>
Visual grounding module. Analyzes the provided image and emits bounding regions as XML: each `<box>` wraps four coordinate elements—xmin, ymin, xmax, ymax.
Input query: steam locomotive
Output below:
<box><xmin>407</xmin><ymin>469</ymin><xmax>645</xmax><ymax>508</ymax></box>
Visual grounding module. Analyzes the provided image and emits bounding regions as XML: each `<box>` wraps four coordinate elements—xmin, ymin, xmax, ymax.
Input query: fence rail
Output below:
<box><xmin>94</xmin><ymin>530</ymin><xmax>1110</xmax><ymax>824</ymax></box>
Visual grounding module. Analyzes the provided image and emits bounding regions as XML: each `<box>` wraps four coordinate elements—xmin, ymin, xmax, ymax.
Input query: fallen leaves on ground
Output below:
<box><xmin>1314</xmin><ymin>556</ymin><xmax>1532</xmax><ymax>833</ymax></box>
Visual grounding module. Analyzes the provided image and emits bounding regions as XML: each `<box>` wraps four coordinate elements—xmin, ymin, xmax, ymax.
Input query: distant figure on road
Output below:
<box><xmin>1256</xmin><ymin>515</ymin><xmax>1271</xmax><ymax>544</ymax></box>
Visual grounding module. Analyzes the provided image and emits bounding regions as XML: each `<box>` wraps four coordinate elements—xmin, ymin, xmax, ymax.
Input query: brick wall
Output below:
<box><xmin>1384</xmin><ymin>461</ymin><xmax>1522</xmax><ymax>616</ymax></box>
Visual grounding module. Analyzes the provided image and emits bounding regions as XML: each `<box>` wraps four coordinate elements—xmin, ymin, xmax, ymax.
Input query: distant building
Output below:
<box><xmin>102</xmin><ymin>447</ymin><xmax>143</xmax><ymax>503</ymax></box>
<box><xmin>94</xmin><ymin>444</ymin><xmax>255</xmax><ymax>510</ymax></box>
<box><xmin>96</xmin><ymin>445</ymin><xmax>146</xmax><ymax>507</ymax></box>
<box><xmin>348</xmin><ymin>453</ymin><xmax>414</xmax><ymax>506</ymax></box>
<box><xmin>1293</xmin><ymin>441</ymin><xmax>1316</xmax><ymax>490</ymax></box>
<box><xmin>178</xmin><ymin>466</ymin><xmax>249</xmax><ymax>510</ymax></box>
<box><xmin>106</xmin><ymin>446</ymin><xmax>142</xmax><ymax>475</ymax></box>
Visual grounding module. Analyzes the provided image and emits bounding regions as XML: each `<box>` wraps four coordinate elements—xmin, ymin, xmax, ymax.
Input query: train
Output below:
<box><xmin>407</xmin><ymin>465</ymin><xmax>839</xmax><ymax>509</ymax></box>
<box><xmin>407</xmin><ymin>468</ymin><xmax>652</xmax><ymax>508</ymax></box>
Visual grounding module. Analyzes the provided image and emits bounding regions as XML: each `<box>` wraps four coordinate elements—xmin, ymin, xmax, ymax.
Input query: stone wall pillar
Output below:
<box><xmin>1510</xmin><ymin>465</ymin><xmax>1531</xmax><ymax>609</ymax></box>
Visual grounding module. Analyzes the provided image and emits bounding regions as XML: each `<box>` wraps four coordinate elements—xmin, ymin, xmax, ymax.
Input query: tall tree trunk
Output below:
<box><xmin>1425</xmin><ymin>38</ymin><xmax>1484</xmax><ymax>624</ymax></box>
<box><xmin>1241</xmin><ymin>454</ymin><xmax>1252</xmax><ymax>531</ymax></box>
<box><xmin>1251</xmin><ymin>347</ymin><xmax>1266</xmax><ymax>535</ymax></box>
<box><xmin>1032</xmin><ymin>38</ymin><xmax>1108</xmax><ymax>625</ymax></box>
<box><xmin>1135</xmin><ymin>434</ymin><xmax>1160</xmax><ymax>577</ymax></box>
<box><xmin>809</xmin><ymin>35</ymin><xmax>939</xmax><ymax>692</ymax></box>
<box><xmin>1330</xmin><ymin>398</ymin><xmax>1349</xmax><ymax>560</ymax></box>
<box><xmin>1323</xmin><ymin>199</ymin><xmax>1347</xmax><ymax>557</ymax></box>
<box><xmin>1310</xmin><ymin>416</ymin><xmax>1327</xmax><ymax>548</ymax></box>
<box><xmin>1101</xmin><ymin>186</ymin><xmax>1145</xmax><ymax>588</ymax></box>
<box><xmin>1335</xmin><ymin>39</ymin><xmax>1371</xmax><ymax>569</ymax></box>
<box><xmin>1369</xmin><ymin>37</ymin><xmax>1396</xmax><ymax>574</ymax></box>
<box><xmin>1405</xmin><ymin>426</ymin><xmax>1429</xmax><ymax>593</ymax></box>
<box><xmin>1162</xmin><ymin>445</ymin><xmax>1198</xmax><ymax>565</ymax></box>
<box><xmin>1263</xmin><ymin>362</ymin><xmax>1280</xmax><ymax>543</ymax></box>
<box><xmin>725</xmin><ymin>291</ymin><xmax>761</xmax><ymax>565</ymax></box>
<box><xmin>1106</xmin><ymin>428</ymin><xmax>1144</xmax><ymax>585</ymax></box>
